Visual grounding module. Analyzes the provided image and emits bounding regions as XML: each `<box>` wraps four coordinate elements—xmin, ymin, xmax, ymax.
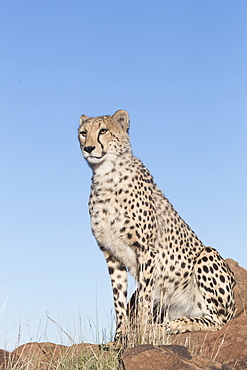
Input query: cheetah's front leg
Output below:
<box><xmin>134</xmin><ymin>249</ymin><xmax>156</xmax><ymax>332</ymax></box>
<box><xmin>101</xmin><ymin>248</ymin><xmax>128</xmax><ymax>343</ymax></box>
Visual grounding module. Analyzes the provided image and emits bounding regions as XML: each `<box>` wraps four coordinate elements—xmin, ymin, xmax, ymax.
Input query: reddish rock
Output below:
<box><xmin>172</xmin><ymin>316</ymin><xmax>247</xmax><ymax>366</ymax></box>
<box><xmin>0</xmin><ymin>348</ymin><xmax>20</xmax><ymax>369</ymax></box>
<box><xmin>121</xmin><ymin>344</ymin><xmax>192</xmax><ymax>370</ymax></box>
<box><xmin>0</xmin><ymin>341</ymin><xmax>118</xmax><ymax>369</ymax></box>
<box><xmin>0</xmin><ymin>349</ymin><xmax>10</xmax><ymax>369</ymax></box>
<box><xmin>12</xmin><ymin>342</ymin><xmax>68</xmax><ymax>369</ymax></box>
<box><xmin>225</xmin><ymin>259</ymin><xmax>247</xmax><ymax>317</ymax></box>
<box><xmin>120</xmin><ymin>344</ymin><xmax>225</xmax><ymax>370</ymax></box>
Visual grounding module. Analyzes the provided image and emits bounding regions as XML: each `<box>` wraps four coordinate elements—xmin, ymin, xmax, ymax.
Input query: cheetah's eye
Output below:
<box><xmin>80</xmin><ymin>131</ymin><xmax>87</xmax><ymax>137</ymax></box>
<box><xmin>99</xmin><ymin>129</ymin><xmax>108</xmax><ymax>135</ymax></box>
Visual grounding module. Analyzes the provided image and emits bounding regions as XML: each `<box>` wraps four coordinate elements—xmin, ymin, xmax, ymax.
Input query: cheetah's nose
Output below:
<box><xmin>84</xmin><ymin>146</ymin><xmax>95</xmax><ymax>154</ymax></box>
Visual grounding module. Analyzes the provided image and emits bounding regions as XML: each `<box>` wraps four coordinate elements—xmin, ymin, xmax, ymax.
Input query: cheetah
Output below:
<box><xmin>78</xmin><ymin>110</ymin><xmax>235</xmax><ymax>343</ymax></box>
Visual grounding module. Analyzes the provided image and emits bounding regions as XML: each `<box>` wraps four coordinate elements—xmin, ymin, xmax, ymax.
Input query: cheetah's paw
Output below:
<box><xmin>166</xmin><ymin>318</ymin><xmax>191</xmax><ymax>335</ymax></box>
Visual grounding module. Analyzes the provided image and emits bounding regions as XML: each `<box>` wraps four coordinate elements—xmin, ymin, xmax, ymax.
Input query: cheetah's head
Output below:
<box><xmin>78</xmin><ymin>110</ymin><xmax>131</xmax><ymax>169</ymax></box>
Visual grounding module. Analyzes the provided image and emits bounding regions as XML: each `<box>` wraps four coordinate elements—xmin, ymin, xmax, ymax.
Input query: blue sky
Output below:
<box><xmin>0</xmin><ymin>0</ymin><xmax>246</xmax><ymax>351</ymax></box>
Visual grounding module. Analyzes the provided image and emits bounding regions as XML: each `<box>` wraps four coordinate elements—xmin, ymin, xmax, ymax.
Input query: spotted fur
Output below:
<box><xmin>78</xmin><ymin>110</ymin><xmax>235</xmax><ymax>341</ymax></box>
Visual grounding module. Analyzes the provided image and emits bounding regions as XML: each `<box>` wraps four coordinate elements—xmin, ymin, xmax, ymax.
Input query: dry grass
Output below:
<box><xmin>1</xmin><ymin>309</ymin><xmax>173</xmax><ymax>369</ymax></box>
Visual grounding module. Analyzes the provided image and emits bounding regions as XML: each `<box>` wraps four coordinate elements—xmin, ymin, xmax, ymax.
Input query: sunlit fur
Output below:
<box><xmin>79</xmin><ymin>110</ymin><xmax>236</xmax><ymax>343</ymax></box>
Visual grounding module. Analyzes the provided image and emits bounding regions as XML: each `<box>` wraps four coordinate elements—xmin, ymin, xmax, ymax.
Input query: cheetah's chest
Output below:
<box><xmin>89</xmin><ymin>172</ymin><xmax>138</xmax><ymax>275</ymax></box>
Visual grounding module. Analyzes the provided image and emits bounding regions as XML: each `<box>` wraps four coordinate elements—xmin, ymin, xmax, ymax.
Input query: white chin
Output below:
<box><xmin>85</xmin><ymin>155</ymin><xmax>105</xmax><ymax>165</ymax></box>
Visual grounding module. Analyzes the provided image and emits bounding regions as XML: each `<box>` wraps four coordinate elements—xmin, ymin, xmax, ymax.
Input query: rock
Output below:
<box><xmin>225</xmin><ymin>259</ymin><xmax>247</xmax><ymax>317</ymax></box>
<box><xmin>120</xmin><ymin>344</ymin><xmax>224</xmax><ymax>369</ymax></box>
<box><xmin>120</xmin><ymin>344</ymin><xmax>191</xmax><ymax>370</ymax></box>
<box><xmin>12</xmin><ymin>342</ymin><xmax>68</xmax><ymax>369</ymax></box>
<box><xmin>0</xmin><ymin>348</ymin><xmax>19</xmax><ymax>369</ymax></box>
<box><xmin>9</xmin><ymin>342</ymin><xmax>118</xmax><ymax>369</ymax></box>
<box><xmin>171</xmin><ymin>315</ymin><xmax>247</xmax><ymax>366</ymax></box>
<box><xmin>0</xmin><ymin>349</ymin><xmax>10</xmax><ymax>370</ymax></box>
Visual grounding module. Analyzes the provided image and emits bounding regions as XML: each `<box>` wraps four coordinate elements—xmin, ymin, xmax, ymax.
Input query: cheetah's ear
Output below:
<box><xmin>112</xmin><ymin>110</ymin><xmax>130</xmax><ymax>132</ymax></box>
<box><xmin>80</xmin><ymin>115</ymin><xmax>90</xmax><ymax>125</ymax></box>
